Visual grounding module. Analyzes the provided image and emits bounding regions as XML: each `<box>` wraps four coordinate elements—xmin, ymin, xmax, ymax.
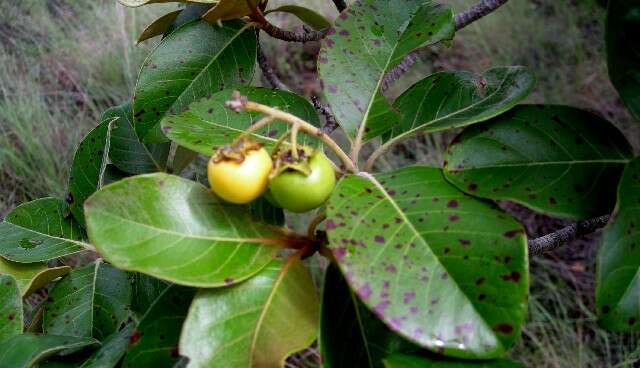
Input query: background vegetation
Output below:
<box><xmin>0</xmin><ymin>0</ymin><xmax>638</xmax><ymax>366</ymax></box>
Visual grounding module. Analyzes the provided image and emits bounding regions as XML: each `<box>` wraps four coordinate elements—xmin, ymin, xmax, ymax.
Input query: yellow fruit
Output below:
<box><xmin>207</xmin><ymin>147</ymin><xmax>272</xmax><ymax>204</ymax></box>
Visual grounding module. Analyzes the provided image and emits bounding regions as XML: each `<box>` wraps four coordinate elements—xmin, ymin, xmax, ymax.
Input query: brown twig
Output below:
<box><xmin>260</xmin><ymin>22</ymin><xmax>329</xmax><ymax>42</ymax></box>
<box><xmin>381</xmin><ymin>0</ymin><xmax>510</xmax><ymax>92</ymax></box>
<box><xmin>454</xmin><ymin>0</ymin><xmax>509</xmax><ymax>30</ymax></box>
<box><xmin>311</xmin><ymin>95</ymin><xmax>339</xmax><ymax>135</ymax></box>
<box><xmin>528</xmin><ymin>215</ymin><xmax>610</xmax><ymax>256</ymax></box>
<box><xmin>257</xmin><ymin>38</ymin><xmax>289</xmax><ymax>91</ymax></box>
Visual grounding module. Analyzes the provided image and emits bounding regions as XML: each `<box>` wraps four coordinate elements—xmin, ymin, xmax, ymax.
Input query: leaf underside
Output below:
<box><xmin>181</xmin><ymin>259</ymin><xmax>319</xmax><ymax>367</ymax></box>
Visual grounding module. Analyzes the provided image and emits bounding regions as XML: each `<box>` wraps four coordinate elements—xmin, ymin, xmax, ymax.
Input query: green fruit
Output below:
<box><xmin>268</xmin><ymin>150</ymin><xmax>336</xmax><ymax>213</ymax></box>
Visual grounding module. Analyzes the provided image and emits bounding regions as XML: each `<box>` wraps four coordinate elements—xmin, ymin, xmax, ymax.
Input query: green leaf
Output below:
<box><xmin>43</xmin><ymin>261</ymin><xmax>132</xmax><ymax>340</ymax></box>
<box><xmin>104</xmin><ymin>102</ymin><xmax>170</xmax><ymax>175</ymax></box>
<box><xmin>0</xmin><ymin>198</ymin><xmax>87</xmax><ymax>263</ymax></box>
<box><xmin>118</xmin><ymin>0</ymin><xmax>215</xmax><ymax>7</ymax></box>
<box><xmin>162</xmin><ymin>87</ymin><xmax>320</xmax><ymax>155</ymax></box>
<box><xmin>596</xmin><ymin>156</ymin><xmax>640</xmax><ymax>331</ymax></box>
<box><xmin>0</xmin><ymin>275</ymin><xmax>22</xmax><ymax>342</ymax></box>
<box><xmin>325</xmin><ymin>167</ymin><xmax>528</xmax><ymax>359</ymax></box>
<box><xmin>132</xmin><ymin>273</ymin><xmax>169</xmax><ymax>316</ymax></box>
<box><xmin>68</xmin><ymin>119</ymin><xmax>112</xmax><ymax>227</ymax></box>
<box><xmin>318</xmin><ymin>0</ymin><xmax>454</xmax><ymax>140</ymax></box>
<box><xmin>122</xmin><ymin>285</ymin><xmax>196</xmax><ymax>368</ymax></box>
<box><xmin>84</xmin><ymin>173</ymin><xmax>281</xmax><ymax>287</ymax></box>
<box><xmin>383</xmin><ymin>354</ymin><xmax>523</xmax><ymax>368</ymax></box>
<box><xmin>444</xmin><ymin>105</ymin><xmax>633</xmax><ymax>220</ymax></box>
<box><xmin>385</xmin><ymin>67</ymin><xmax>535</xmax><ymax>141</ymax></box>
<box><xmin>0</xmin><ymin>334</ymin><xmax>98</xmax><ymax>368</ymax></box>
<box><xmin>321</xmin><ymin>264</ymin><xmax>419</xmax><ymax>368</ymax></box>
<box><xmin>0</xmin><ymin>257</ymin><xmax>70</xmax><ymax>297</ymax></box>
<box><xmin>606</xmin><ymin>0</ymin><xmax>640</xmax><ymax>120</ymax></box>
<box><xmin>265</xmin><ymin>5</ymin><xmax>331</xmax><ymax>30</ymax></box>
<box><xmin>134</xmin><ymin>20</ymin><xmax>256</xmax><ymax>142</ymax></box>
<box><xmin>138</xmin><ymin>10</ymin><xmax>183</xmax><ymax>44</ymax></box>
<box><xmin>80</xmin><ymin>322</ymin><xmax>135</xmax><ymax>368</ymax></box>
<box><xmin>180</xmin><ymin>258</ymin><xmax>319</xmax><ymax>367</ymax></box>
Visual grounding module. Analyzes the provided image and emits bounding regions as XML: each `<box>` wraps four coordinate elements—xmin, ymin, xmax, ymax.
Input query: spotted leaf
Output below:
<box><xmin>0</xmin><ymin>275</ymin><xmax>22</xmax><ymax>342</ymax></box>
<box><xmin>321</xmin><ymin>264</ymin><xmax>419</xmax><ymax>368</ymax></box>
<box><xmin>122</xmin><ymin>285</ymin><xmax>195</xmax><ymax>368</ymax></box>
<box><xmin>43</xmin><ymin>261</ymin><xmax>132</xmax><ymax>340</ymax></box>
<box><xmin>0</xmin><ymin>198</ymin><xmax>87</xmax><ymax>263</ymax></box>
<box><xmin>444</xmin><ymin>105</ymin><xmax>633</xmax><ymax>220</ymax></box>
<box><xmin>134</xmin><ymin>20</ymin><xmax>256</xmax><ymax>143</ymax></box>
<box><xmin>383</xmin><ymin>67</ymin><xmax>535</xmax><ymax>141</ymax></box>
<box><xmin>325</xmin><ymin>167</ymin><xmax>528</xmax><ymax>359</ymax></box>
<box><xmin>318</xmin><ymin>0</ymin><xmax>454</xmax><ymax>140</ymax></box>
<box><xmin>105</xmin><ymin>101</ymin><xmax>170</xmax><ymax>175</ymax></box>
<box><xmin>597</xmin><ymin>156</ymin><xmax>640</xmax><ymax>331</ymax></box>
<box><xmin>162</xmin><ymin>87</ymin><xmax>320</xmax><ymax>155</ymax></box>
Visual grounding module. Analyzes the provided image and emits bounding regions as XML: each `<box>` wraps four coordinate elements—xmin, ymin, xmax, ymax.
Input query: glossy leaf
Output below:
<box><xmin>321</xmin><ymin>264</ymin><xmax>419</xmax><ymax>368</ymax></box>
<box><xmin>0</xmin><ymin>198</ymin><xmax>87</xmax><ymax>263</ymax></box>
<box><xmin>122</xmin><ymin>285</ymin><xmax>196</xmax><ymax>368</ymax></box>
<box><xmin>80</xmin><ymin>323</ymin><xmax>135</xmax><ymax>368</ymax></box>
<box><xmin>162</xmin><ymin>87</ymin><xmax>321</xmax><ymax>155</ymax></box>
<box><xmin>597</xmin><ymin>156</ymin><xmax>640</xmax><ymax>331</ymax></box>
<box><xmin>0</xmin><ymin>275</ymin><xmax>22</xmax><ymax>342</ymax></box>
<box><xmin>318</xmin><ymin>0</ymin><xmax>454</xmax><ymax>139</ymax></box>
<box><xmin>84</xmin><ymin>173</ymin><xmax>280</xmax><ymax>287</ymax></box>
<box><xmin>180</xmin><ymin>258</ymin><xmax>319</xmax><ymax>367</ymax></box>
<box><xmin>133</xmin><ymin>20</ymin><xmax>256</xmax><ymax>142</ymax></box>
<box><xmin>265</xmin><ymin>5</ymin><xmax>331</xmax><ymax>30</ymax></box>
<box><xmin>137</xmin><ymin>9</ymin><xmax>183</xmax><ymax>44</ymax></box>
<box><xmin>606</xmin><ymin>0</ymin><xmax>640</xmax><ymax>119</ymax></box>
<box><xmin>383</xmin><ymin>354</ymin><xmax>523</xmax><ymax>368</ymax></box>
<box><xmin>0</xmin><ymin>257</ymin><xmax>70</xmax><ymax>297</ymax></box>
<box><xmin>444</xmin><ymin>105</ymin><xmax>633</xmax><ymax>220</ymax></box>
<box><xmin>386</xmin><ymin>67</ymin><xmax>535</xmax><ymax>141</ymax></box>
<box><xmin>68</xmin><ymin>119</ymin><xmax>112</xmax><ymax>227</ymax></box>
<box><xmin>104</xmin><ymin>102</ymin><xmax>170</xmax><ymax>174</ymax></box>
<box><xmin>118</xmin><ymin>0</ymin><xmax>215</xmax><ymax>7</ymax></box>
<box><xmin>0</xmin><ymin>334</ymin><xmax>98</xmax><ymax>368</ymax></box>
<box><xmin>325</xmin><ymin>167</ymin><xmax>528</xmax><ymax>359</ymax></box>
<box><xmin>43</xmin><ymin>261</ymin><xmax>132</xmax><ymax>340</ymax></box>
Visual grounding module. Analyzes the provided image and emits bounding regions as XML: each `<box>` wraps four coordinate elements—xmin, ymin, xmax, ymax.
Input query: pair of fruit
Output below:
<box><xmin>207</xmin><ymin>138</ymin><xmax>336</xmax><ymax>213</ymax></box>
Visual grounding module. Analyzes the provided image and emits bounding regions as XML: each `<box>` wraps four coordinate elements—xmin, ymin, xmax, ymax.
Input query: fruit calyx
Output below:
<box><xmin>271</xmin><ymin>146</ymin><xmax>314</xmax><ymax>178</ymax></box>
<box><xmin>212</xmin><ymin>137</ymin><xmax>263</xmax><ymax>164</ymax></box>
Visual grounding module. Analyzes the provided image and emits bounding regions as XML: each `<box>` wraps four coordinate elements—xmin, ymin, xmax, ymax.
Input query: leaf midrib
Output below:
<box><xmin>248</xmin><ymin>261</ymin><xmax>290</xmax><ymax>367</ymax></box>
<box><xmin>398</xmin><ymin>67</ymin><xmax>523</xmax><ymax>140</ymax></box>
<box><xmin>449</xmin><ymin>158</ymin><xmax>631</xmax><ymax>170</ymax></box>
<box><xmin>90</xmin><ymin>207</ymin><xmax>280</xmax><ymax>245</ymax></box>
<box><xmin>358</xmin><ymin>172</ymin><xmax>504</xmax><ymax>351</ymax></box>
